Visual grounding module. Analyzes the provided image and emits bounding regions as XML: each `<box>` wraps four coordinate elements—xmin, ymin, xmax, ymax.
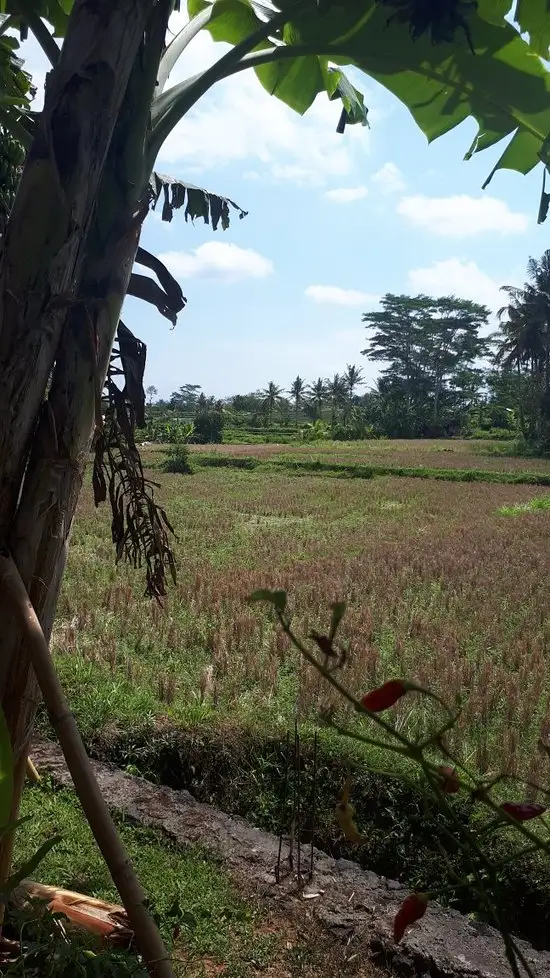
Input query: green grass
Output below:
<box><xmin>12</xmin><ymin>780</ymin><xmax>277</xmax><ymax>977</ymax></box>
<box><xmin>12</xmin><ymin>781</ymin><xmax>386</xmax><ymax>978</ymax></box>
<box><xmin>497</xmin><ymin>493</ymin><xmax>550</xmax><ymax>516</ymax></box>
<box><xmin>192</xmin><ymin>452</ymin><xmax>550</xmax><ymax>485</ymax></box>
<box><xmin>37</xmin><ymin>439</ymin><xmax>550</xmax><ymax>950</ymax></box>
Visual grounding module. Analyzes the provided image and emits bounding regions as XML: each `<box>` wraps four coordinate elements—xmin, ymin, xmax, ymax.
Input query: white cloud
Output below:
<box><xmin>407</xmin><ymin>258</ymin><xmax>506</xmax><ymax>314</ymax></box>
<box><xmin>397</xmin><ymin>194</ymin><xmax>528</xmax><ymax>237</ymax></box>
<box><xmin>18</xmin><ymin>12</ymin><xmax>373</xmax><ymax>187</ymax></box>
<box><xmin>305</xmin><ymin>285</ymin><xmax>380</xmax><ymax>307</ymax></box>
<box><xmin>371</xmin><ymin>162</ymin><xmax>405</xmax><ymax>195</ymax></box>
<box><xmin>156</xmin><ymin>16</ymin><xmax>370</xmax><ymax>184</ymax></box>
<box><xmin>324</xmin><ymin>185</ymin><xmax>369</xmax><ymax>203</ymax></box>
<box><xmin>159</xmin><ymin>242</ymin><xmax>273</xmax><ymax>282</ymax></box>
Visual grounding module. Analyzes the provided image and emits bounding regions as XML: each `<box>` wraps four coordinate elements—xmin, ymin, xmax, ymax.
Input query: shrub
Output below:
<box><xmin>191</xmin><ymin>404</ymin><xmax>224</xmax><ymax>444</ymax></box>
<box><xmin>164</xmin><ymin>443</ymin><xmax>193</xmax><ymax>473</ymax></box>
<box><xmin>163</xmin><ymin>422</ymin><xmax>194</xmax><ymax>473</ymax></box>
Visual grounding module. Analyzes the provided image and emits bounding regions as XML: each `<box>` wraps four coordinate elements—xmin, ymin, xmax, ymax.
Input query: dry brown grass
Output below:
<box><xmin>52</xmin><ymin>450</ymin><xmax>550</xmax><ymax>782</ymax></box>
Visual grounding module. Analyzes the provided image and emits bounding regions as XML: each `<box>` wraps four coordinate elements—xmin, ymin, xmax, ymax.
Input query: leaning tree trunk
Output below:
<box><xmin>0</xmin><ymin>0</ymin><xmax>159</xmax><ymax>909</ymax></box>
<box><xmin>0</xmin><ymin>0</ymin><xmax>175</xmax><ymax>898</ymax></box>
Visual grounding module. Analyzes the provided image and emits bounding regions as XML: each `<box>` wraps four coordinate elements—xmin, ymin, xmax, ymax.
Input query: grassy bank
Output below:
<box><xmin>14</xmin><ymin>779</ymin><xmax>381</xmax><ymax>977</ymax></box>
<box><xmin>12</xmin><ymin>781</ymin><xmax>276</xmax><ymax>977</ymax></box>
<box><xmin>46</xmin><ymin>719</ymin><xmax>549</xmax><ymax>951</ymax></box>
<box><xmin>191</xmin><ymin>452</ymin><xmax>550</xmax><ymax>484</ymax></box>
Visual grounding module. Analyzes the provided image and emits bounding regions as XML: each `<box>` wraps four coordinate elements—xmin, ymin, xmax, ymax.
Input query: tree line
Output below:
<box><xmin>147</xmin><ymin>255</ymin><xmax>550</xmax><ymax>449</ymax></box>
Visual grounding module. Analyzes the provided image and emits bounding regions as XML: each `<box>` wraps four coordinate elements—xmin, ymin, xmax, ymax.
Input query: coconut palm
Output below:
<box><xmin>308</xmin><ymin>377</ymin><xmax>328</xmax><ymax>419</ymax></box>
<box><xmin>497</xmin><ymin>250</ymin><xmax>550</xmax><ymax>441</ymax></box>
<box><xmin>261</xmin><ymin>381</ymin><xmax>284</xmax><ymax>426</ymax></box>
<box><xmin>289</xmin><ymin>375</ymin><xmax>306</xmax><ymax>426</ymax></box>
<box><xmin>342</xmin><ymin>364</ymin><xmax>364</xmax><ymax>421</ymax></box>
<box><xmin>326</xmin><ymin>373</ymin><xmax>346</xmax><ymax>426</ymax></box>
<box><xmin>343</xmin><ymin>363</ymin><xmax>365</xmax><ymax>400</ymax></box>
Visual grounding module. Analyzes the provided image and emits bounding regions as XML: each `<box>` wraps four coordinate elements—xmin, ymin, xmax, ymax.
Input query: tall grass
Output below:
<box><xmin>50</xmin><ymin>462</ymin><xmax>550</xmax><ymax>783</ymax></box>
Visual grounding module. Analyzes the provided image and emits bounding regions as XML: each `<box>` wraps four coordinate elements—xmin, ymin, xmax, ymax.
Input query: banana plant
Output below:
<box><xmin>0</xmin><ymin>3</ymin><xmax>368</xmax><ymax>954</ymax></box>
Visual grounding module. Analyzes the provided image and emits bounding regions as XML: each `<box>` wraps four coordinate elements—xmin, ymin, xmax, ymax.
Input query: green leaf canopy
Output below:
<box><xmin>187</xmin><ymin>0</ymin><xmax>550</xmax><ymax>189</ymax></box>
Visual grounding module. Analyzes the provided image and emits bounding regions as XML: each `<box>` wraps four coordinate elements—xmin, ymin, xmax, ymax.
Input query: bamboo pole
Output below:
<box><xmin>25</xmin><ymin>757</ymin><xmax>40</xmax><ymax>783</ymax></box>
<box><xmin>0</xmin><ymin>552</ymin><xmax>174</xmax><ymax>978</ymax></box>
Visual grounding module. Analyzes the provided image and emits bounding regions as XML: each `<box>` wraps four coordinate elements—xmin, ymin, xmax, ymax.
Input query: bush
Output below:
<box><xmin>164</xmin><ymin>443</ymin><xmax>193</xmax><ymax>473</ymax></box>
<box><xmin>191</xmin><ymin>406</ymin><xmax>224</xmax><ymax>444</ymax></box>
<box><xmin>195</xmin><ymin>454</ymin><xmax>258</xmax><ymax>470</ymax></box>
<box><xmin>467</xmin><ymin>427</ymin><xmax>518</xmax><ymax>441</ymax></box>
<box><xmin>163</xmin><ymin>422</ymin><xmax>194</xmax><ymax>473</ymax></box>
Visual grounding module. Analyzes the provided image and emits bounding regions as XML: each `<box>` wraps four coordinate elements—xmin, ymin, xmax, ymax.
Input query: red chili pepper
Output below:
<box><xmin>437</xmin><ymin>765</ymin><xmax>460</xmax><ymax>794</ymax></box>
<box><xmin>361</xmin><ymin>679</ymin><xmax>408</xmax><ymax>712</ymax></box>
<box><xmin>393</xmin><ymin>892</ymin><xmax>429</xmax><ymax>943</ymax></box>
<box><xmin>500</xmin><ymin>802</ymin><xmax>547</xmax><ymax>822</ymax></box>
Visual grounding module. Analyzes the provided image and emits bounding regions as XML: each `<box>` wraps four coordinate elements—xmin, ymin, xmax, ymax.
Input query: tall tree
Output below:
<box><xmin>417</xmin><ymin>296</ymin><xmax>490</xmax><ymax>427</ymax></box>
<box><xmin>289</xmin><ymin>374</ymin><xmax>306</xmax><ymax>426</ymax></box>
<box><xmin>344</xmin><ymin>363</ymin><xmax>364</xmax><ymax>400</ymax></box>
<box><xmin>326</xmin><ymin>373</ymin><xmax>346</xmax><ymax>425</ymax></box>
<box><xmin>363</xmin><ymin>294</ymin><xmax>489</xmax><ymax>435</ymax></box>
<box><xmin>343</xmin><ymin>363</ymin><xmax>364</xmax><ymax>420</ymax></box>
<box><xmin>309</xmin><ymin>377</ymin><xmax>328</xmax><ymax>419</ymax></box>
<box><xmin>496</xmin><ymin>249</ymin><xmax>550</xmax><ymax>445</ymax></box>
<box><xmin>261</xmin><ymin>380</ymin><xmax>283</xmax><ymax>426</ymax></box>
<box><xmin>170</xmin><ymin>383</ymin><xmax>202</xmax><ymax>411</ymax></box>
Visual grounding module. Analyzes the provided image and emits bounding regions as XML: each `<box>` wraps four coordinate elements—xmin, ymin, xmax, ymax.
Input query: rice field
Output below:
<box><xmin>190</xmin><ymin>436</ymin><xmax>550</xmax><ymax>472</ymax></box>
<box><xmin>52</xmin><ymin>439</ymin><xmax>550</xmax><ymax>784</ymax></box>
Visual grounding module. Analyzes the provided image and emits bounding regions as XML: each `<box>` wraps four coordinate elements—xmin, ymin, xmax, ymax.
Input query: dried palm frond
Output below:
<box><xmin>93</xmin><ymin>323</ymin><xmax>176</xmax><ymax>600</ymax></box>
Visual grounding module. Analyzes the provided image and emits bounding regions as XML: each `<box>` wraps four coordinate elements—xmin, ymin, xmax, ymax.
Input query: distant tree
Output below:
<box><xmin>343</xmin><ymin>363</ymin><xmax>364</xmax><ymax>421</ymax></box>
<box><xmin>231</xmin><ymin>392</ymin><xmax>263</xmax><ymax>414</ymax></box>
<box><xmin>343</xmin><ymin>363</ymin><xmax>364</xmax><ymax>399</ymax></box>
<box><xmin>193</xmin><ymin>396</ymin><xmax>224</xmax><ymax>444</ymax></box>
<box><xmin>261</xmin><ymin>381</ymin><xmax>284</xmax><ymax>426</ymax></box>
<box><xmin>146</xmin><ymin>385</ymin><xmax>158</xmax><ymax>406</ymax></box>
<box><xmin>289</xmin><ymin>375</ymin><xmax>306</xmax><ymax>426</ymax></box>
<box><xmin>170</xmin><ymin>384</ymin><xmax>202</xmax><ymax>411</ymax></box>
<box><xmin>496</xmin><ymin>250</ymin><xmax>550</xmax><ymax>445</ymax></box>
<box><xmin>363</xmin><ymin>294</ymin><xmax>489</xmax><ymax>436</ymax></box>
<box><xmin>308</xmin><ymin>377</ymin><xmax>328</xmax><ymax>419</ymax></box>
<box><xmin>326</xmin><ymin>373</ymin><xmax>346</xmax><ymax>426</ymax></box>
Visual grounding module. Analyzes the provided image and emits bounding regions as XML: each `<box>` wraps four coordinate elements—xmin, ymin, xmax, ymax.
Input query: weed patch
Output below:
<box><xmin>498</xmin><ymin>494</ymin><xmax>550</xmax><ymax>516</ymax></box>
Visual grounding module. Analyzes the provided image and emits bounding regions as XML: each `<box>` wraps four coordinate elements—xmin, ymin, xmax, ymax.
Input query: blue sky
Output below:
<box><xmin>21</xmin><ymin>12</ymin><xmax>550</xmax><ymax>399</ymax></box>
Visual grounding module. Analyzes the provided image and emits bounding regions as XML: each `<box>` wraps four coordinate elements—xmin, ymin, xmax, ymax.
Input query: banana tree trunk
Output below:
<box><xmin>0</xmin><ymin>0</ymin><xmax>166</xmax><ymax>944</ymax></box>
<box><xmin>0</xmin><ymin>0</ymin><xmax>175</xmax><ymax>930</ymax></box>
<box><xmin>0</xmin><ymin>0</ymin><xmax>155</xmax><ymax>542</ymax></box>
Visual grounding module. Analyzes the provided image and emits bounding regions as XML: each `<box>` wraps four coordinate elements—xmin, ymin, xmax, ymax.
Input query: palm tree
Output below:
<box><xmin>497</xmin><ymin>251</ymin><xmax>550</xmax><ymax>442</ymax></box>
<box><xmin>289</xmin><ymin>375</ymin><xmax>306</xmax><ymax>427</ymax></box>
<box><xmin>343</xmin><ymin>363</ymin><xmax>364</xmax><ymax>421</ymax></box>
<box><xmin>261</xmin><ymin>381</ymin><xmax>283</xmax><ymax>426</ymax></box>
<box><xmin>308</xmin><ymin>377</ymin><xmax>328</xmax><ymax>419</ymax></box>
<box><xmin>326</xmin><ymin>373</ymin><xmax>346</xmax><ymax>426</ymax></box>
<box><xmin>344</xmin><ymin>363</ymin><xmax>365</xmax><ymax>400</ymax></box>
